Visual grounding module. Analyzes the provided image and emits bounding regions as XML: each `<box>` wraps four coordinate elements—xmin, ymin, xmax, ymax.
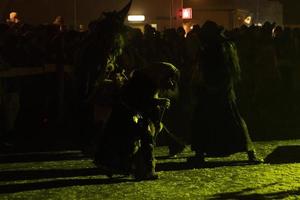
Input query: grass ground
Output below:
<box><xmin>1</xmin><ymin>140</ymin><xmax>300</xmax><ymax>199</ymax></box>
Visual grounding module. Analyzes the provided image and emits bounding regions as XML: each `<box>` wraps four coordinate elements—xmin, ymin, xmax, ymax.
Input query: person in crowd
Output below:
<box><xmin>0</xmin><ymin>78</ymin><xmax>20</xmax><ymax>151</ymax></box>
<box><xmin>53</xmin><ymin>16</ymin><xmax>66</xmax><ymax>31</ymax></box>
<box><xmin>188</xmin><ymin>20</ymin><xmax>263</xmax><ymax>164</ymax></box>
<box><xmin>273</xmin><ymin>26</ymin><xmax>297</xmax><ymax>127</ymax></box>
<box><xmin>6</xmin><ymin>11</ymin><xmax>20</xmax><ymax>26</ymax></box>
<box><xmin>250</xmin><ymin>22</ymin><xmax>281</xmax><ymax>135</ymax></box>
<box><xmin>159</xmin><ymin>27</ymin><xmax>187</xmax><ymax>156</ymax></box>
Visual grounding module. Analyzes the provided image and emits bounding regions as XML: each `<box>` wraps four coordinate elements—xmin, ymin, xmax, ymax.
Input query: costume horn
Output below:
<box><xmin>118</xmin><ymin>0</ymin><xmax>132</xmax><ymax>22</ymax></box>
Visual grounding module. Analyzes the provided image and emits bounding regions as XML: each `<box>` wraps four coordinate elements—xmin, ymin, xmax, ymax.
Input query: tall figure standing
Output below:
<box><xmin>188</xmin><ymin>21</ymin><xmax>263</xmax><ymax>164</ymax></box>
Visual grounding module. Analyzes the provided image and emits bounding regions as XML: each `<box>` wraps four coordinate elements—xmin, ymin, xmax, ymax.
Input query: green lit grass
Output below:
<box><xmin>1</xmin><ymin>140</ymin><xmax>300</xmax><ymax>199</ymax></box>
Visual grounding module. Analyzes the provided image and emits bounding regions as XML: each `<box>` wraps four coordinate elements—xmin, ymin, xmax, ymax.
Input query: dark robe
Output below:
<box><xmin>191</xmin><ymin>39</ymin><xmax>254</xmax><ymax>157</ymax></box>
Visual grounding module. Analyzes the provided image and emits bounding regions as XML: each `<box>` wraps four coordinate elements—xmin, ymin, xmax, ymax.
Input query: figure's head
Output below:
<box><xmin>176</xmin><ymin>26</ymin><xmax>186</xmax><ymax>38</ymax></box>
<box><xmin>199</xmin><ymin>20</ymin><xmax>225</xmax><ymax>43</ymax></box>
<box><xmin>89</xmin><ymin>0</ymin><xmax>131</xmax><ymax>56</ymax></box>
<box><xmin>144</xmin><ymin>24</ymin><xmax>156</xmax><ymax>38</ymax></box>
<box><xmin>53</xmin><ymin>16</ymin><xmax>64</xmax><ymax>25</ymax></box>
<box><xmin>149</xmin><ymin>62</ymin><xmax>180</xmax><ymax>91</ymax></box>
<box><xmin>89</xmin><ymin>0</ymin><xmax>132</xmax><ymax>34</ymax></box>
<box><xmin>8</xmin><ymin>11</ymin><xmax>19</xmax><ymax>23</ymax></box>
<box><xmin>9</xmin><ymin>12</ymin><xmax>17</xmax><ymax>19</ymax></box>
<box><xmin>272</xmin><ymin>25</ymin><xmax>283</xmax><ymax>38</ymax></box>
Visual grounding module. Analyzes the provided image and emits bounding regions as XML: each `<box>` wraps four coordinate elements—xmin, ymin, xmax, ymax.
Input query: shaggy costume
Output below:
<box><xmin>94</xmin><ymin>62</ymin><xmax>179</xmax><ymax>180</ymax></box>
<box><xmin>189</xmin><ymin>21</ymin><xmax>261</xmax><ymax>162</ymax></box>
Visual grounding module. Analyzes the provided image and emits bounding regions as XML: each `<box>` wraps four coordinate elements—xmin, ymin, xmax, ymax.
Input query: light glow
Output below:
<box><xmin>244</xmin><ymin>16</ymin><xmax>252</xmax><ymax>25</ymax></box>
<box><xmin>8</xmin><ymin>12</ymin><xmax>19</xmax><ymax>23</ymax></box>
<box><xmin>150</xmin><ymin>24</ymin><xmax>157</xmax><ymax>29</ymax></box>
<box><xmin>182</xmin><ymin>8</ymin><xmax>192</xmax><ymax>19</ymax></box>
<box><xmin>128</xmin><ymin>15</ymin><xmax>145</xmax><ymax>22</ymax></box>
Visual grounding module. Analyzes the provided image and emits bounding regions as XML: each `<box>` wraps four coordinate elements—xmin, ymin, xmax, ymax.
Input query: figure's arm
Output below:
<box><xmin>153</xmin><ymin>93</ymin><xmax>170</xmax><ymax>109</ymax></box>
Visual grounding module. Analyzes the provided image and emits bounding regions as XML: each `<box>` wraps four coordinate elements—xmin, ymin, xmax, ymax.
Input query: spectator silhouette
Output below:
<box><xmin>6</xmin><ymin>11</ymin><xmax>20</xmax><ymax>26</ymax></box>
<box><xmin>52</xmin><ymin>16</ymin><xmax>66</xmax><ymax>32</ymax></box>
<box><xmin>188</xmin><ymin>20</ymin><xmax>263</xmax><ymax>164</ymax></box>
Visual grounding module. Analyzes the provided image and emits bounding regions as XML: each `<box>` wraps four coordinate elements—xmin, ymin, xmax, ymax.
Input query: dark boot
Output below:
<box><xmin>134</xmin><ymin>126</ymin><xmax>158</xmax><ymax>181</ymax></box>
<box><xmin>133</xmin><ymin>157</ymin><xmax>158</xmax><ymax>181</ymax></box>
<box><xmin>133</xmin><ymin>142</ymin><xmax>158</xmax><ymax>181</ymax></box>
<box><xmin>247</xmin><ymin>150</ymin><xmax>264</xmax><ymax>164</ymax></box>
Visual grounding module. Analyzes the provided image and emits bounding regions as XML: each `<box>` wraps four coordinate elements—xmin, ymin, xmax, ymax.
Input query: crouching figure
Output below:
<box><xmin>94</xmin><ymin>62</ymin><xmax>179</xmax><ymax>180</ymax></box>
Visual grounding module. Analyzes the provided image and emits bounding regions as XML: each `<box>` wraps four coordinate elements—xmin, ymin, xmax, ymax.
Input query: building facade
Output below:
<box><xmin>182</xmin><ymin>0</ymin><xmax>282</xmax><ymax>30</ymax></box>
<box><xmin>270</xmin><ymin>0</ymin><xmax>300</xmax><ymax>27</ymax></box>
<box><xmin>0</xmin><ymin>0</ymin><xmax>283</xmax><ymax>31</ymax></box>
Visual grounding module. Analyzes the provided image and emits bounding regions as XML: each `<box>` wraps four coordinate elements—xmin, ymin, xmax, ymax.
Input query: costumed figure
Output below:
<box><xmin>94</xmin><ymin>62</ymin><xmax>180</xmax><ymax>180</ymax></box>
<box><xmin>74</xmin><ymin>0</ymin><xmax>131</xmax><ymax>150</ymax></box>
<box><xmin>188</xmin><ymin>21</ymin><xmax>263</xmax><ymax>164</ymax></box>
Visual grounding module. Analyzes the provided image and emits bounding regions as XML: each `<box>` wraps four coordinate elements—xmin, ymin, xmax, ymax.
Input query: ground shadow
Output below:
<box><xmin>265</xmin><ymin>145</ymin><xmax>300</xmax><ymax>164</ymax></box>
<box><xmin>0</xmin><ymin>168</ymin><xmax>105</xmax><ymax>181</ymax></box>
<box><xmin>0</xmin><ymin>151</ymin><xmax>88</xmax><ymax>164</ymax></box>
<box><xmin>0</xmin><ymin>160</ymin><xmax>258</xmax><ymax>182</ymax></box>
<box><xmin>209</xmin><ymin>183</ymin><xmax>300</xmax><ymax>199</ymax></box>
<box><xmin>0</xmin><ymin>177</ymin><xmax>135</xmax><ymax>194</ymax></box>
<box><xmin>155</xmin><ymin>155</ymin><xmax>190</xmax><ymax>160</ymax></box>
<box><xmin>156</xmin><ymin>160</ymin><xmax>254</xmax><ymax>172</ymax></box>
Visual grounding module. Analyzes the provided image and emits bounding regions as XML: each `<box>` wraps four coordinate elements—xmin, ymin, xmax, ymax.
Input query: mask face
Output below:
<box><xmin>168</xmin><ymin>78</ymin><xmax>176</xmax><ymax>90</ymax></box>
<box><xmin>161</xmin><ymin>77</ymin><xmax>176</xmax><ymax>91</ymax></box>
<box><xmin>111</xmin><ymin>34</ymin><xmax>125</xmax><ymax>56</ymax></box>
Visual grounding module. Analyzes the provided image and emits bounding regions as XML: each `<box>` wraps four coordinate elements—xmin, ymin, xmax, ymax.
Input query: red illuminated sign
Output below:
<box><xmin>182</xmin><ymin>8</ymin><xmax>192</xmax><ymax>19</ymax></box>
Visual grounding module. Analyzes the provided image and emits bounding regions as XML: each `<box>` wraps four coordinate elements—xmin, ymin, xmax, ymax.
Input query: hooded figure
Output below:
<box><xmin>188</xmin><ymin>20</ymin><xmax>263</xmax><ymax>164</ymax></box>
<box><xmin>94</xmin><ymin>62</ymin><xmax>180</xmax><ymax>180</ymax></box>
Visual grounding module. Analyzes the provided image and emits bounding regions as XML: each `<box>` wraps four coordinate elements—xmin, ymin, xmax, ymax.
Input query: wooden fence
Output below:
<box><xmin>0</xmin><ymin>64</ymin><xmax>73</xmax><ymax>77</ymax></box>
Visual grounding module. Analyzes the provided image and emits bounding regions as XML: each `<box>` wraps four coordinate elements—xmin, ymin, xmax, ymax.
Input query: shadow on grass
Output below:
<box><xmin>0</xmin><ymin>168</ymin><xmax>105</xmax><ymax>181</ymax></box>
<box><xmin>209</xmin><ymin>184</ymin><xmax>300</xmax><ymax>199</ymax></box>
<box><xmin>0</xmin><ymin>151</ymin><xmax>88</xmax><ymax>164</ymax></box>
<box><xmin>156</xmin><ymin>160</ymin><xmax>254</xmax><ymax>172</ymax></box>
<box><xmin>0</xmin><ymin>177</ymin><xmax>135</xmax><ymax>194</ymax></box>
<box><xmin>155</xmin><ymin>155</ymin><xmax>190</xmax><ymax>160</ymax></box>
<box><xmin>264</xmin><ymin>145</ymin><xmax>300</xmax><ymax>164</ymax></box>
<box><xmin>0</xmin><ymin>159</ymin><xmax>256</xmax><ymax>183</ymax></box>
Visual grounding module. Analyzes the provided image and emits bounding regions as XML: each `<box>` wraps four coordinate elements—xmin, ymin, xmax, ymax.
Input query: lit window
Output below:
<box><xmin>128</xmin><ymin>15</ymin><xmax>145</xmax><ymax>22</ymax></box>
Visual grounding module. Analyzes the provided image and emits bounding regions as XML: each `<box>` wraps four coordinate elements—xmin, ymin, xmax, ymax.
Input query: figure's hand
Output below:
<box><xmin>158</xmin><ymin>122</ymin><xmax>164</xmax><ymax>133</ymax></box>
<box><xmin>158</xmin><ymin>98</ymin><xmax>170</xmax><ymax>109</ymax></box>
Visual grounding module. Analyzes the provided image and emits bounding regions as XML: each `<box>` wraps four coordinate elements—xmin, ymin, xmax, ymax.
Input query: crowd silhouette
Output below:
<box><xmin>1</xmin><ymin>5</ymin><xmax>300</xmax><ymax>180</ymax></box>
